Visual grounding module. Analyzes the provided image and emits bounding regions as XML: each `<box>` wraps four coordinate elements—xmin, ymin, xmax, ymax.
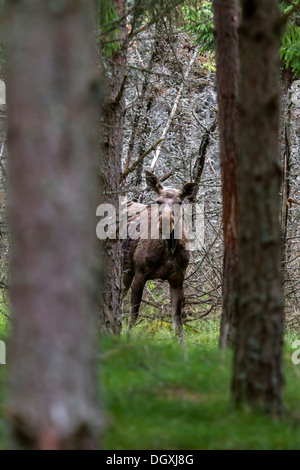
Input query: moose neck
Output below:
<box><xmin>167</xmin><ymin>230</ymin><xmax>178</xmax><ymax>256</ymax></box>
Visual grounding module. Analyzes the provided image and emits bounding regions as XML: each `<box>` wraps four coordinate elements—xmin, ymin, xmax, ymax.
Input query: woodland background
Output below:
<box><xmin>0</xmin><ymin>0</ymin><xmax>299</xmax><ymax>450</ymax></box>
<box><xmin>1</xmin><ymin>1</ymin><xmax>299</xmax><ymax>337</ymax></box>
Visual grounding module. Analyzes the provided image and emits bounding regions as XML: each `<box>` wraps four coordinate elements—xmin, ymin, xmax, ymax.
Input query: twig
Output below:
<box><xmin>288</xmin><ymin>197</ymin><xmax>300</xmax><ymax>206</ymax></box>
<box><xmin>150</xmin><ymin>44</ymin><xmax>201</xmax><ymax>171</ymax></box>
<box><xmin>160</xmin><ymin>170</ymin><xmax>174</xmax><ymax>182</ymax></box>
<box><xmin>121</xmin><ymin>137</ymin><xmax>164</xmax><ymax>181</ymax></box>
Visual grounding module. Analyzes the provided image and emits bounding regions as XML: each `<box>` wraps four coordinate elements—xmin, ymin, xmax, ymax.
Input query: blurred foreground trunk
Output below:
<box><xmin>5</xmin><ymin>0</ymin><xmax>102</xmax><ymax>449</ymax></box>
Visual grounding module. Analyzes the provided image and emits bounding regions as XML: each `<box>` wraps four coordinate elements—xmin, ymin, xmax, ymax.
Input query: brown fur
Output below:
<box><xmin>122</xmin><ymin>171</ymin><xmax>198</xmax><ymax>340</ymax></box>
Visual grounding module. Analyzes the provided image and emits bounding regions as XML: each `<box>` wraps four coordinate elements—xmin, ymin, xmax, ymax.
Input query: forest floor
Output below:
<box><xmin>1</xmin><ymin>317</ymin><xmax>300</xmax><ymax>449</ymax></box>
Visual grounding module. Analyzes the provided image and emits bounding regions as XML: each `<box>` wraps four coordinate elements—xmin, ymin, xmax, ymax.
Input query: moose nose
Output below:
<box><xmin>159</xmin><ymin>213</ymin><xmax>175</xmax><ymax>235</ymax></box>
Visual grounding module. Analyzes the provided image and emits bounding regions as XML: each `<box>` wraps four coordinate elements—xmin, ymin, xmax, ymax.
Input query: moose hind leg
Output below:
<box><xmin>129</xmin><ymin>275</ymin><xmax>145</xmax><ymax>331</ymax></box>
<box><xmin>169</xmin><ymin>280</ymin><xmax>184</xmax><ymax>341</ymax></box>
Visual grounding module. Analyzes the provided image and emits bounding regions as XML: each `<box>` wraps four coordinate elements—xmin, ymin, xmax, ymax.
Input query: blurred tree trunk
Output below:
<box><xmin>232</xmin><ymin>0</ymin><xmax>284</xmax><ymax>415</ymax></box>
<box><xmin>212</xmin><ymin>0</ymin><xmax>239</xmax><ymax>347</ymax></box>
<box><xmin>5</xmin><ymin>0</ymin><xmax>102</xmax><ymax>449</ymax></box>
<box><xmin>98</xmin><ymin>0</ymin><xmax>126</xmax><ymax>334</ymax></box>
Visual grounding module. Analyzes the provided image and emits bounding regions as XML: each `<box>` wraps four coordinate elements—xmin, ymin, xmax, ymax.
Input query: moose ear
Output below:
<box><xmin>179</xmin><ymin>182</ymin><xmax>199</xmax><ymax>201</ymax></box>
<box><xmin>145</xmin><ymin>170</ymin><xmax>164</xmax><ymax>194</ymax></box>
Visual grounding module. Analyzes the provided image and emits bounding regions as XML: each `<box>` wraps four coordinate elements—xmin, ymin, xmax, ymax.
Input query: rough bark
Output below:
<box><xmin>232</xmin><ymin>0</ymin><xmax>284</xmax><ymax>415</ymax></box>
<box><xmin>212</xmin><ymin>0</ymin><xmax>239</xmax><ymax>347</ymax></box>
<box><xmin>5</xmin><ymin>0</ymin><xmax>101</xmax><ymax>449</ymax></box>
<box><xmin>280</xmin><ymin>70</ymin><xmax>293</xmax><ymax>262</ymax></box>
<box><xmin>281</xmin><ymin>122</ymin><xmax>291</xmax><ymax>252</ymax></box>
<box><xmin>99</xmin><ymin>0</ymin><xmax>126</xmax><ymax>335</ymax></box>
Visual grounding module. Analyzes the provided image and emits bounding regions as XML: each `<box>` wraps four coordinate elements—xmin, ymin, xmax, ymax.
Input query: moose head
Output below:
<box><xmin>145</xmin><ymin>170</ymin><xmax>199</xmax><ymax>237</ymax></box>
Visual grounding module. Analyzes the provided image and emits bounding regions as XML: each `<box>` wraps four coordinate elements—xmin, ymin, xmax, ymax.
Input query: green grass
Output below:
<box><xmin>100</xmin><ymin>319</ymin><xmax>300</xmax><ymax>450</ymax></box>
<box><xmin>124</xmin><ymin>314</ymin><xmax>221</xmax><ymax>348</ymax></box>
<box><xmin>1</xmin><ymin>317</ymin><xmax>300</xmax><ymax>449</ymax></box>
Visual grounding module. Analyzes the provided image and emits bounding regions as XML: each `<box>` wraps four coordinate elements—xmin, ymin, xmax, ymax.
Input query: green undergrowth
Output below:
<box><xmin>101</xmin><ymin>318</ymin><xmax>300</xmax><ymax>450</ymax></box>
<box><xmin>1</xmin><ymin>317</ymin><xmax>300</xmax><ymax>449</ymax></box>
<box><xmin>124</xmin><ymin>315</ymin><xmax>221</xmax><ymax>348</ymax></box>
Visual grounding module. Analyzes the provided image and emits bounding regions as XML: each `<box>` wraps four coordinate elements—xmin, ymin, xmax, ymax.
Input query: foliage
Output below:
<box><xmin>97</xmin><ymin>0</ymin><xmax>202</xmax><ymax>56</ymax></box>
<box><xmin>180</xmin><ymin>0</ymin><xmax>300</xmax><ymax>76</ymax></box>
<box><xmin>128</xmin><ymin>0</ymin><xmax>202</xmax><ymax>30</ymax></box>
<box><xmin>181</xmin><ymin>0</ymin><xmax>214</xmax><ymax>54</ymax></box>
<box><xmin>96</xmin><ymin>0</ymin><xmax>122</xmax><ymax>56</ymax></box>
<box><xmin>280</xmin><ymin>0</ymin><xmax>300</xmax><ymax>11</ymax></box>
<box><xmin>277</xmin><ymin>1</ymin><xmax>300</xmax><ymax>76</ymax></box>
<box><xmin>280</xmin><ymin>21</ymin><xmax>300</xmax><ymax>76</ymax></box>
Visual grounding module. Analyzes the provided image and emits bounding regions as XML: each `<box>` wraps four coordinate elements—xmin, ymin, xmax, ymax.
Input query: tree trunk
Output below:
<box><xmin>98</xmin><ymin>0</ymin><xmax>126</xmax><ymax>335</ymax></box>
<box><xmin>281</xmin><ymin>122</ymin><xmax>291</xmax><ymax>254</ymax></box>
<box><xmin>232</xmin><ymin>0</ymin><xmax>284</xmax><ymax>415</ymax></box>
<box><xmin>5</xmin><ymin>0</ymin><xmax>102</xmax><ymax>449</ymax></box>
<box><xmin>212</xmin><ymin>0</ymin><xmax>239</xmax><ymax>347</ymax></box>
<box><xmin>280</xmin><ymin>68</ymin><xmax>293</xmax><ymax>263</ymax></box>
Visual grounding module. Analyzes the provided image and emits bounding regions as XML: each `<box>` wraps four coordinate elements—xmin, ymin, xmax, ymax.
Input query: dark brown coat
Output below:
<box><xmin>122</xmin><ymin>171</ymin><xmax>198</xmax><ymax>339</ymax></box>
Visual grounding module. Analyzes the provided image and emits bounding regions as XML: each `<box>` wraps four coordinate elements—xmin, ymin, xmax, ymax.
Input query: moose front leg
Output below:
<box><xmin>129</xmin><ymin>274</ymin><xmax>146</xmax><ymax>331</ymax></box>
<box><xmin>122</xmin><ymin>271</ymin><xmax>134</xmax><ymax>300</ymax></box>
<box><xmin>169</xmin><ymin>278</ymin><xmax>184</xmax><ymax>341</ymax></box>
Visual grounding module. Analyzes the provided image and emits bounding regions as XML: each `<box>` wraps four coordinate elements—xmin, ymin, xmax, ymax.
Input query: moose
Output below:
<box><xmin>122</xmin><ymin>171</ymin><xmax>199</xmax><ymax>340</ymax></box>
